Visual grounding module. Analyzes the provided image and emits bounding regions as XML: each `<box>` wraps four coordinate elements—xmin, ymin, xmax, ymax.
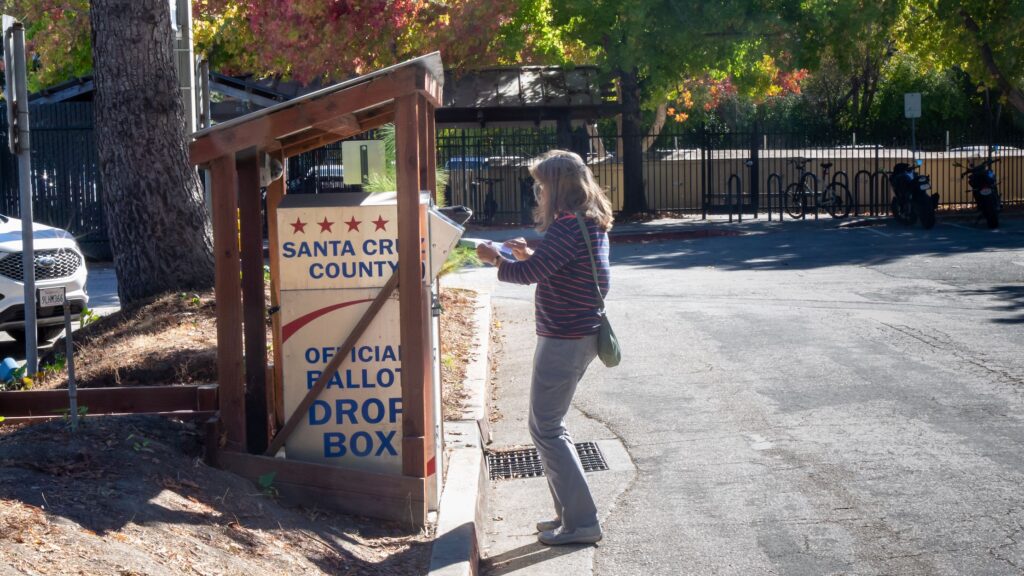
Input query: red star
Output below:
<box><xmin>318</xmin><ymin>218</ymin><xmax>334</xmax><ymax>233</ymax></box>
<box><xmin>372</xmin><ymin>215</ymin><xmax>389</xmax><ymax>231</ymax></box>
<box><xmin>291</xmin><ymin>218</ymin><xmax>307</xmax><ymax>234</ymax></box>
<box><xmin>345</xmin><ymin>216</ymin><xmax>362</xmax><ymax>232</ymax></box>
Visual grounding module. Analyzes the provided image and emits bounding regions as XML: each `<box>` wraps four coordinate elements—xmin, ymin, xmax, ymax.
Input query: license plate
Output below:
<box><xmin>38</xmin><ymin>287</ymin><xmax>66</xmax><ymax>307</ymax></box>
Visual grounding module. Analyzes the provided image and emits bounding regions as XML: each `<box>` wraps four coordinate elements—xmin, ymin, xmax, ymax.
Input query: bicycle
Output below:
<box><xmin>784</xmin><ymin>158</ymin><xmax>853</xmax><ymax>219</ymax></box>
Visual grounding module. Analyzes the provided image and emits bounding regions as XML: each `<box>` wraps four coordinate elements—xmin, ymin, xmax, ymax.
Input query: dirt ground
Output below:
<box><xmin>3</xmin><ymin>286</ymin><xmax>481</xmax><ymax>575</ymax></box>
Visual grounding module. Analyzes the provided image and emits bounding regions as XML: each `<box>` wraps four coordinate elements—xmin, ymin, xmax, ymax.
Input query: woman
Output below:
<box><xmin>476</xmin><ymin>149</ymin><xmax>613</xmax><ymax>546</ymax></box>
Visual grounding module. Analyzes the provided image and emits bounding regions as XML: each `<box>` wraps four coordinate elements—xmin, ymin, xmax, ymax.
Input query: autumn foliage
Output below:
<box><xmin>196</xmin><ymin>0</ymin><xmax>522</xmax><ymax>82</ymax></box>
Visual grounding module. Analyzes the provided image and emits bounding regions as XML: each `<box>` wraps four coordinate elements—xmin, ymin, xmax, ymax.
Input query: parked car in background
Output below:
<box><xmin>0</xmin><ymin>214</ymin><xmax>88</xmax><ymax>344</ymax></box>
<box><xmin>948</xmin><ymin>145</ymin><xmax>1020</xmax><ymax>155</ymax></box>
<box><xmin>287</xmin><ymin>164</ymin><xmax>346</xmax><ymax>194</ymax></box>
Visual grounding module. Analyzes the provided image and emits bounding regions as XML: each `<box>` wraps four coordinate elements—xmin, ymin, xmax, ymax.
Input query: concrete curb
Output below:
<box><xmin>428</xmin><ymin>292</ymin><xmax>492</xmax><ymax>576</ymax></box>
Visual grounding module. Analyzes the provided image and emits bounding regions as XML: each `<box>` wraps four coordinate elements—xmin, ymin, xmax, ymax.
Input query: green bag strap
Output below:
<box><xmin>575</xmin><ymin>212</ymin><xmax>605</xmax><ymax>309</ymax></box>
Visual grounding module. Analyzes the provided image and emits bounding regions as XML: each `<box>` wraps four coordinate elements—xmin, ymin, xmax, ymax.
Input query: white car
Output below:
<box><xmin>0</xmin><ymin>214</ymin><xmax>88</xmax><ymax>344</ymax></box>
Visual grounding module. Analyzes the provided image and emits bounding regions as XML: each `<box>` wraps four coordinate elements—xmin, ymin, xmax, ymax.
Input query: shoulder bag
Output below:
<box><xmin>575</xmin><ymin>213</ymin><xmax>621</xmax><ymax>368</ymax></box>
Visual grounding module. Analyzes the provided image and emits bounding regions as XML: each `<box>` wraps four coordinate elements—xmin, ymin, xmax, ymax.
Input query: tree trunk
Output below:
<box><xmin>961</xmin><ymin>9</ymin><xmax>1024</xmax><ymax>115</ymax></box>
<box><xmin>620</xmin><ymin>67</ymin><xmax>647</xmax><ymax>215</ymax></box>
<box><xmin>91</xmin><ymin>0</ymin><xmax>215</xmax><ymax>305</ymax></box>
<box><xmin>641</xmin><ymin>102</ymin><xmax>668</xmax><ymax>154</ymax></box>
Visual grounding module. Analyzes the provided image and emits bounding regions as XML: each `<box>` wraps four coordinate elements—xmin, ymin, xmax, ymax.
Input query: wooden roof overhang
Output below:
<box><xmin>188</xmin><ymin>53</ymin><xmax>444</xmax><ymax>527</ymax></box>
<box><xmin>191</xmin><ymin>53</ymin><xmax>442</xmax><ymax>164</ymax></box>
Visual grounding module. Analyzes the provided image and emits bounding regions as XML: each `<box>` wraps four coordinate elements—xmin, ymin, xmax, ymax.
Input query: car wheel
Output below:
<box><xmin>7</xmin><ymin>326</ymin><xmax>65</xmax><ymax>344</ymax></box>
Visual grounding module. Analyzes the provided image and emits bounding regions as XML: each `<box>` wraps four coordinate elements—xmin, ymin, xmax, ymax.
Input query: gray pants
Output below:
<box><xmin>529</xmin><ymin>334</ymin><xmax>600</xmax><ymax>531</ymax></box>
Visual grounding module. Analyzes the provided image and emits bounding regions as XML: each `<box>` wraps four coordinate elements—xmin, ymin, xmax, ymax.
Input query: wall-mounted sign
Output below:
<box><xmin>280</xmin><ymin>289</ymin><xmax>404</xmax><ymax>474</ymax></box>
<box><xmin>276</xmin><ymin>192</ymin><xmax>462</xmax><ymax>477</ymax></box>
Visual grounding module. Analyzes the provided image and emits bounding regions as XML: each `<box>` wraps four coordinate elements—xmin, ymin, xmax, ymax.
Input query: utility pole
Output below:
<box><xmin>3</xmin><ymin>16</ymin><xmax>38</xmax><ymax>374</ymax></box>
<box><xmin>170</xmin><ymin>0</ymin><xmax>197</xmax><ymax>132</ymax></box>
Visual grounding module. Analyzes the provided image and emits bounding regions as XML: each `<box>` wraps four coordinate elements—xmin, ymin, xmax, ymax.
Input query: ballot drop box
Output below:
<box><xmin>276</xmin><ymin>192</ymin><xmax>462</xmax><ymax>500</ymax></box>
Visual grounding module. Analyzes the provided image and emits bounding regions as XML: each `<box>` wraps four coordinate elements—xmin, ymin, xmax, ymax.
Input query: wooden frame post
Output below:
<box><xmin>265</xmin><ymin>152</ymin><xmax>286</xmax><ymax>429</ymax></box>
<box><xmin>210</xmin><ymin>154</ymin><xmax>245</xmax><ymax>452</ymax></box>
<box><xmin>395</xmin><ymin>94</ymin><xmax>432</xmax><ymax>524</ymax></box>
<box><xmin>424</xmin><ymin>98</ymin><xmax>437</xmax><ymax>203</ymax></box>
<box><xmin>238</xmin><ymin>148</ymin><xmax>269</xmax><ymax>453</ymax></box>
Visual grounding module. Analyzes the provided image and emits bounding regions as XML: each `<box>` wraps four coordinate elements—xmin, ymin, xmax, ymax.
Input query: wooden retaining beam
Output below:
<box><xmin>0</xmin><ymin>384</ymin><xmax>217</xmax><ymax>424</ymax></box>
<box><xmin>218</xmin><ymin>450</ymin><xmax>426</xmax><ymax>527</ymax></box>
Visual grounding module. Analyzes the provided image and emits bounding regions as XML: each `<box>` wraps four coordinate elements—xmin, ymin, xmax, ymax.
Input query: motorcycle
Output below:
<box><xmin>889</xmin><ymin>161</ymin><xmax>938</xmax><ymax>230</ymax></box>
<box><xmin>955</xmin><ymin>158</ymin><xmax>1001</xmax><ymax>229</ymax></box>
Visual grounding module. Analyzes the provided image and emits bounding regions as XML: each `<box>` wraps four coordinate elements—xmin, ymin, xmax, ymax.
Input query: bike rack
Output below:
<box><xmin>852</xmin><ymin>170</ymin><xmax>871</xmax><ymax>216</ymax></box>
<box><xmin>802</xmin><ymin>172</ymin><xmax>820</xmax><ymax>220</ymax></box>
<box><xmin>853</xmin><ymin>170</ymin><xmax>890</xmax><ymax>216</ymax></box>
<box><xmin>832</xmin><ymin>170</ymin><xmax>849</xmax><ymax>188</ymax></box>
<box><xmin>727</xmin><ymin>173</ymin><xmax>743</xmax><ymax>223</ymax></box>
<box><xmin>766</xmin><ymin>172</ymin><xmax>784</xmax><ymax>222</ymax></box>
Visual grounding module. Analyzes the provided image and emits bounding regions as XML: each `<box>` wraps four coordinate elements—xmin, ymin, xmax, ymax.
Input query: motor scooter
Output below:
<box><xmin>955</xmin><ymin>158</ymin><xmax>1001</xmax><ymax>229</ymax></box>
<box><xmin>889</xmin><ymin>161</ymin><xmax>938</xmax><ymax>229</ymax></box>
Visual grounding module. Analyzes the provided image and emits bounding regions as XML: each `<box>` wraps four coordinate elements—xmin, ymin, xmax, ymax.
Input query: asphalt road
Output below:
<box><xmin>471</xmin><ymin>216</ymin><xmax>1024</xmax><ymax>575</ymax></box>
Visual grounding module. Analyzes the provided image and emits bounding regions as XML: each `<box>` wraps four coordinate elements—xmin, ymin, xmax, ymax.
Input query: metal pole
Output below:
<box><xmin>7</xmin><ymin>20</ymin><xmax>38</xmax><ymax>374</ymax></box>
<box><xmin>199</xmin><ymin>58</ymin><xmax>212</xmax><ymax>214</ymax></box>
<box><xmin>64</xmin><ymin>295</ymin><xmax>78</xmax><ymax>431</ymax></box>
<box><xmin>911</xmin><ymin>117</ymin><xmax>917</xmax><ymax>161</ymax></box>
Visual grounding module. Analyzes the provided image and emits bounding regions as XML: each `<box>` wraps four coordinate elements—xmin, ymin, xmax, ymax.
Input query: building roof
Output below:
<box><xmin>438</xmin><ymin>65</ymin><xmax>619</xmax><ymax>125</ymax></box>
<box><xmin>28</xmin><ymin>76</ymin><xmax>95</xmax><ymax>104</ymax></box>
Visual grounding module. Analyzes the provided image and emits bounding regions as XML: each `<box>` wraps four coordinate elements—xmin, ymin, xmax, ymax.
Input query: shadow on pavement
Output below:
<box><xmin>612</xmin><ymin>220</ymin><xmax>1024</xmax><ymax>272</ymax></box>
<box><xmin>959</xmin><ymin>284</ymin><xmax>1024</xmax><ymax>324</ymax></box>
<box><xmin>483</xmin><ymin>540</ymin><xmax>595</xmax><ymax>575</ymax></box>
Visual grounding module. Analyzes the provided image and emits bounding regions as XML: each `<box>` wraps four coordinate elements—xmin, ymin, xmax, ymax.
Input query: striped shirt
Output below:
<box><xmin>497</xmin><ymin>214</ymin><xmax>610</xmax><ymax>338</ymax></box>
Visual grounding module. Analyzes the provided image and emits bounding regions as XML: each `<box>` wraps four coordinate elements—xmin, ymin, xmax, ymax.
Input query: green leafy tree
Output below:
<box><xmin>785</xmin><ymin>0</ymin><xmax>909</xmax><ymax>132</ymax></box>
<box><xmin>0</xmin><ymin>0</ymin><xmax>91</xmax><ymax>92</ymax></box>
<box><xmin>903</xmin><ymin>1</ymin><xmax>1024</xmax><ymax>114</ymax></box>
<box><xmin>869</xmin><ymin>52</ymin><xmax>978</xmax><ymax>141</ymax></box>
<box><xmin>544</xmin><ymin>0</ymin><xmax>794</xmax><ymax>212</ymax></box>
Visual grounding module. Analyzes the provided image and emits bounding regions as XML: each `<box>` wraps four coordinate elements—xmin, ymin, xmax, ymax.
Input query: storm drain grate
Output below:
<box><xmin>487</xmin><ymin>442</ymin><xmax>609</xmax><ymax>480</ymax></box>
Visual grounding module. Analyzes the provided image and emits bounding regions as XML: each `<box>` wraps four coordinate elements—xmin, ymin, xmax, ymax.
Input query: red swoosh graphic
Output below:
<box><xmin>282</xmin><ymin>298</ymin><xmax>374</xmax><ymax>343</ymax></box>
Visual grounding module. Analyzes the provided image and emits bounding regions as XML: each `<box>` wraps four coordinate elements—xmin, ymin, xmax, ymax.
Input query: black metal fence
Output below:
<box><xmin>4</xmin><ymin>101</ymin><xmax>1022</xmax><ymax>260</ymax></box>
<box><xmin>436</xmin><ymin>124</ymin><xmax>1024</xmax><ymax>224</ymax></box>
<box><xmin>0</xmin><ymin>103</ymin><xmax>108</xmax><ymax>258</ymax></box>
<box><xmin>698</xmin><ymin>130</ymin><xmax>1024</xmax><ymax>222</ymax></box>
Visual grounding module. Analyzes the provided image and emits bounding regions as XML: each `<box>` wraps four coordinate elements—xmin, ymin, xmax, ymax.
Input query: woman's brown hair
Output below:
<box><xmin>528</xmin><ymin>150</ymin><xmax>614</xmax><ymax>232</ymax></box>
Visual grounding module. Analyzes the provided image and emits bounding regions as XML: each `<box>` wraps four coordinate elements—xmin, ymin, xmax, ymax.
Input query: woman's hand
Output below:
<box><xmin>476</xmin><ymin>242</ymin><xmax>501</xmax><ymax>266</ymax></box>
<box><xmin>503</xmin><ymin>237</ymin><xmax>534</xmax><ymax>261</ymax></box>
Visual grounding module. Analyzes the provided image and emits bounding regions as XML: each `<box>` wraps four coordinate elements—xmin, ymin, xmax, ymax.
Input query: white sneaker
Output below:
<box><xmin>538</xmin><ymin>524</ymin><xmax>603</xmax><ymax>546</ymax></box>
<box><xmin>536</xmin><ymin>518</ymin><xmax>562</xmax><ymax>532</ymax></box>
